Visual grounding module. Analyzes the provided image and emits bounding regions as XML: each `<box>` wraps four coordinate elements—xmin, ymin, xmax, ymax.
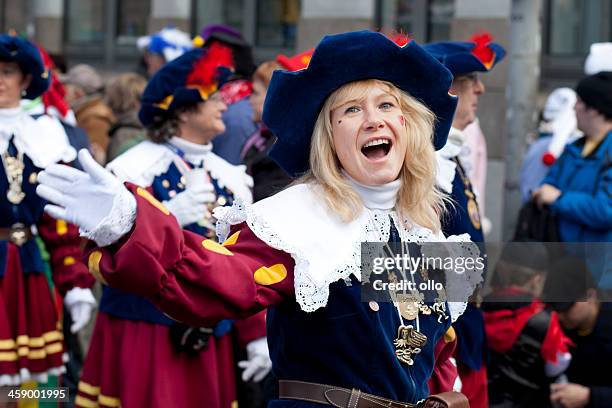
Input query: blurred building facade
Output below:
<box><xmin>1</xmin><ymin>0</ymin><xmax>610</xmax><ymax>239</ymax></box>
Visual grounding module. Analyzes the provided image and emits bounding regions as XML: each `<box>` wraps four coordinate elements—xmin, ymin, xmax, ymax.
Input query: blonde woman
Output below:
<box><xmin>37</xmin><ymin>31</ymin><xmax>478</xmax><ymax>407</ymax></box>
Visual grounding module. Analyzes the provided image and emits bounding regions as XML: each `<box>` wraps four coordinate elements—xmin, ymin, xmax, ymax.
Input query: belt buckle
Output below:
<box><xmin>9</xmin><ymin>223</ymin><xmax>28</xmax><ymax>246</ymax></box>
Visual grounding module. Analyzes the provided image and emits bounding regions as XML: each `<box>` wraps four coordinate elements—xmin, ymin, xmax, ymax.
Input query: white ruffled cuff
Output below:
<box><xmin>80</xmin><ymin>187</ymin><xmax>137</xmax><ymax>247</ymax></box>
<box><xmin>64</xmin><ymin>287</ymin><xmax>96</xmax><ymax>308</ymax></box>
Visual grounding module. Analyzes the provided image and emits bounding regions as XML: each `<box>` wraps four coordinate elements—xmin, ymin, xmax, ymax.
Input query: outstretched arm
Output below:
<box><xmin>36</xmin><ymin>150</ymin><xmax>295</xmax><ymax>327</ymax></box>
<box><xmin>87</xmin><ymin>183</ymin><xmax>295</xmax><ymax>326</ymax></box>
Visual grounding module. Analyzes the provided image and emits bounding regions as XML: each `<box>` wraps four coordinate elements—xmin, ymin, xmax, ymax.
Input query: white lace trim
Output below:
<box><xmin>107</xmin><ymin>140</ymin><xmax>253</xmax><ymax>203</ymax></box>
<box><xmin>80</xmin><ymin>187</ymin><xmax>137</xmax><ymax>247</ymax></box>
<box><xmin>215</xmin><ymin>196</ymin><xmax>480</xmax><ymax>320</ymax></box>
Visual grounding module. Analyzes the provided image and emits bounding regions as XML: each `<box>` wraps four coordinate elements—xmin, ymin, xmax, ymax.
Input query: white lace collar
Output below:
<box><xmin>0</xmin><ymin>108</ymin><xmax>76</xmax><ymax>167</ymax></box>
<box><xmin>107</xmin><ymin>139</ymin><xmax>253</xmax><ymax>203</ymax></box>
<box><xmin>345</xmin><ymin>174</ymin><xmax>400</xmax><ymax>210</ymax></box>
<box><xmin>168</xmin><ymin>136</ymin><xmax>213</xmax><ymax>166</ymax></box>
<box><xmin>214</xmin><ymin>183</ymin><xmax>480</xmax><ymax>320</ymax></box>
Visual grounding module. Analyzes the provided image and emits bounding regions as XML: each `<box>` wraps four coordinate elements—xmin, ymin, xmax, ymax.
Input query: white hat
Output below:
<box><xmin>137</xmin><ymin>26</ymin><xmax>193</xmax><ymax>63</ymax></box>
<box><xmin>584</xmin><ymin>42</ymin><xmax>612</xmax><ymax>75</ymax></box>
<box><xmin>541</xmin><ymin>88</ymin><xmax>580</xmax><ymax>165</ymax></box>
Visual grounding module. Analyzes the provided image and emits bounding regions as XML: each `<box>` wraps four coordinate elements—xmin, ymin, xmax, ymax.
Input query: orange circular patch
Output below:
<box><xmin>254</xmin><ymin>264</ymin><xmax>287</xmax><ymax>286</ymax></box>
<box><xmin>87</xmin><ymin>251</ymin><xmax>108</xmax><ymax>285</ymax></box>
<box><xmin>63</xmin><ymin>256</ymin><xmax>76</xmax><ymax>266</ymax></box>
<box><xmin>136</xmin><ymin>187</ymin><xmax>170</xmax><ymax>215</ymax></box>
<box><xmin>444</xmin><ymin>326</ymin><xmax>456</xmax><ymax>343</ymax></box>
<box><xmin>223</xmin><ymin>231</ymin><xmax>240</xmax><ymax>246</ymax></box>
<box><xmin>202</xmin><ymin>239</ymin><xmax>234</xmax><ymax>256</ymax></box>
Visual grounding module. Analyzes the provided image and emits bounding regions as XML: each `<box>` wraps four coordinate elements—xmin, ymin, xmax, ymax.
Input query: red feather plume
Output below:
<box><xmin>186</xmin><ymin>42</ymin><xmax>234</xmax><ymax>90</ymax></box>
<box><xmin>470</xmin><ymin>32</ymin><xmax>495</xmax><ymax>67</ymax></box>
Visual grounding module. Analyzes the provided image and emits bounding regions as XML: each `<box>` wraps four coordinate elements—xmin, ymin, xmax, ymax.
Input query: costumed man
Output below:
<box><xmin>0</xmin><ymin>35</ymin><xmax>95</xmax><ymax>385</ymax></box>
<box><xmin>72</xmin><ymin>43</ymin><xmax>270</xmax><ymax>408</ymax></box>
<box><xmin>37</xmin><ymin>31</ymin><xmax>486</xmax><ymax>407</ymax></box>
<box><xmin>424</xmin><ymin>34</ymin><xmax>506</xmax><ymax>408</ymax></box>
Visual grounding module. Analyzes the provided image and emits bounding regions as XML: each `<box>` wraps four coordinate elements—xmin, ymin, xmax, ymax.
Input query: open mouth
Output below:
<box><xmin>361</xmin><ymin>138</ymin><xmax>392</xmax><ymax>160</ymax></box>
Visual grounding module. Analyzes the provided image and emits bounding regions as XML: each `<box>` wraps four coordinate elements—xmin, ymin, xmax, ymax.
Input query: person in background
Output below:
<box><xmin>533</xmin><ymin>73</ymin><xmax>612</xmax><ymax>242</ymax></box>
<box><xmin>520</xmin><ymin>88</ymin><xmax>582</xmax><ymax>203</ymax></box>
<box><xmin>461</xmin><ymin>119</ymin><xmax>489</xmax><ymax>234</ymax></box>
<box><xmin>72</xmin><ymin>44</ymin><xmax>269</xmax><ymax>408</ymax></box>
<box><xmin>61</xmin><ymin>64</ymin><xmax>114</xmax><ymax>164</ymax></box>
<box><xmin>546</xmin><ymin>257</ymin><xmax>612</xmax><ymax>408</ymax></box>
<box><xmin>0</xmin><ymin>34</ymin><xmax>95</xmax><ymax>387</ymax></box>
<box><xmin>136</xmin><ymin>26</ymin><xmax>192</xmax><ymax>78</ymax></box>
<box><xmin>483</xmin><ymin>243</ymin><xmax>572</xmax><ymax>408</ymax></box>
<box><xmin>196</xmin><ymin>24</ymin><xmax>258</xmax><ymax>165</ymax></box>
<box><xmin>424</xmin><ymin>33</ymin><xmax>506</xmax><ymax>408</ymax></box>
<box><xmin>243</xmin><ymin>49</ymin><xmax>312</xmax><ymax>201</ymax></box>
<box><xmin>104</xmin><ymin>73</ymin><xmax>147</xmax><ymax>162</ymax></box>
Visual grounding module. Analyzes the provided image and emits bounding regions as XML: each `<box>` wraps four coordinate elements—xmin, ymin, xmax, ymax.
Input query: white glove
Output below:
<box><xmin>163</xmin><ymin>175</ymin><xmax>216</xmax><ymax>227</ymax></box>
<box><xmin>64</xmin><ymin>287</ymin><xmax>96</xmax><ymax>333</ymax></box>
<box><xmin>238</xmin><ymin>337</ymin><xmax>272</xmax><ymax>383</ymax></box>
<box><xmin>36</xmin><ymin>149</ymin><xmax>136</xmax><ymax>246</ymax></box>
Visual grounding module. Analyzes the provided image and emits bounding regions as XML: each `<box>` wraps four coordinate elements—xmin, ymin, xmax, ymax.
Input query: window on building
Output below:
<box><xmin>396</xmin><ymin>0</ymin><xmax>418</xmax><ymax>36</ymax></box>
<box><xmin>195</xmin><ymin>0</ymin><xmax>244</xmax><ymax>36</ymax></box>
<box><xmin>427</xmin><ymin>0</ymin><xmax>454</xmax><ymax>42</ymax></box>
<box><xmin>394</xmin><ymin>0</ymin><xmax>454</xmax><ymax>43</ymax></box>
<box><xmin>256</xmin><ymin>0</ymin><xmax>299</xmax><ymax>48</ymax></box>
<box><xmin>66</xmin><ymin>0</ymin><xmax>105</xmax><ymax>43</ymax></box>
<box><xmin>548</xmin><ymin>0</ymin><xmax>612</xmax><ymax>55</ymax></box>
<box><xmin>116</xmin><ymin>0</ymin><xmax>151</xmax><ymax>45</ymax></box>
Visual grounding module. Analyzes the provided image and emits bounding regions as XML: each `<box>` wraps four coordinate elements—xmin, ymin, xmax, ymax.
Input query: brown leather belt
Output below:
<box><xmin>279</xmin><ymin>380</ymin><xmax>469</xmax><ymax>408</ymax></box>
<box><xmin>0</xmin><ymin>224</ymin><xmax>33</xmax><ymax>246</ymax></box>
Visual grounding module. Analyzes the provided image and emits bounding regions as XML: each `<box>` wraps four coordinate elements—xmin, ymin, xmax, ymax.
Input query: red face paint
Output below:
<box><xmin>399</xmin><ymin>116</ymin><xmax>405</xmax><ymax>125</ymax></box>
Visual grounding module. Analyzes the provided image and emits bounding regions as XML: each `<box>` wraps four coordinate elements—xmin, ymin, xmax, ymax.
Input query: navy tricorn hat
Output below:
<box><xmin>0</xmin><ymin>35</ymin><xmax>49</xmax><ymax>99</ymax></box>
<box><xmin>423</xmin><ymin>33</ymin><xmax>506</xmax><ymax>77</ymax></box>
<box><xmin>139</xmin><ymin>43</ymin><xmax>235</xmax><ymax>128</ymax></box>
<box><xmin>263</xmin><ymin>30</ymin><xmax>458</xmax><ymax>178</ymax></box>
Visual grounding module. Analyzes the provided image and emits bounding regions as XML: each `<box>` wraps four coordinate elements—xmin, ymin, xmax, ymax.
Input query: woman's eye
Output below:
<box><xmin>380</xmin><ymin>102</ymin><xmax>394</xmax><ymax>110</ymax></box>
<box><xmin>344</xmin><ymin>106</ymin><xmax>360</xmax><ymax>114</ymax></box>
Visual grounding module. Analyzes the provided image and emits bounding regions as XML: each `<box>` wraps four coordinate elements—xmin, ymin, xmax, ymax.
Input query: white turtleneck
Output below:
<box><xmin>344</xmin><ymin>174</ymin><xmax>400</xmax><ymax>211</ymax></box>
<box><xmin>168</xmin><ymin>136</ymin><xmax>212</xmax><ymax>167</ymax></box>
<box><xmin>0</xmin><ymin>107</ymin><xmax>26</xmax><ymax>147</ymax></box>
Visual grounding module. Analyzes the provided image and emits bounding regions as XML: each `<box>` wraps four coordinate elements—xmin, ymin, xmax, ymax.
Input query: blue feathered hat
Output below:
<box><xmin>263</xmin><ymin>30</ymin><xmax>458</xmax><ymax>177</ymax></box>
<box><xmin>139</xmin><ymin>43</ymin><xmax>235</xmax><ymax>127</ymax></box>
<box><xmin>0</xmin><ymin>35</ymin><xmax>49</xmax><ymax>99</ymax></box>
<box><xmin>423</xmin><ymin>33</ymin><xmax>506</xmax><ymax>77</ymax></box>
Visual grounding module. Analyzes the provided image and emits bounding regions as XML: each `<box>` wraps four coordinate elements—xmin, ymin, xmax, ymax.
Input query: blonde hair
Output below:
<box><xmin>253</xmin><ymin>60</ymin><xmax>282</xmax><ymax>88</ymax></box>
<box><xmin>298</xmin><ymin>79</ymin><xmax>447</xmax><ymax>232</ymax></box>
